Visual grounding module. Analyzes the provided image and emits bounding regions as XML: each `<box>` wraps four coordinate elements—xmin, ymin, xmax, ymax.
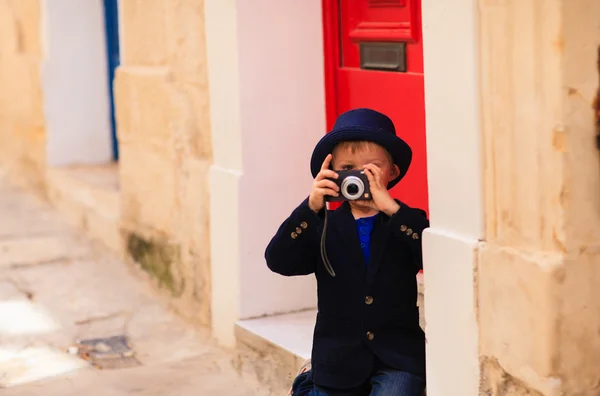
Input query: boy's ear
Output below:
<box><xmin>391</xmin><ymin>164</ymin><xmax>400</xmax><ymax>178</ymax></box>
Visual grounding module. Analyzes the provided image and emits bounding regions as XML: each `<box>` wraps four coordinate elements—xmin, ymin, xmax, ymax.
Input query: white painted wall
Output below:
<box><xmin>206</xmin><ymin>0</ymin><xmax>325</xmax><ymax>346</ymax></box>
<box><xmin>42</xmin><ymin>0</ymin><xmax>113</xmax><ymax>166</ymax></box>
<box><xmin>236</xmin><ymin>1</ymin><xmax>325</xmax><ymax>319</ymax></box>
<box><xmin>421</xmin><ymin>0</ymin><xmax>482</xmax><ymax>394</ymax></box>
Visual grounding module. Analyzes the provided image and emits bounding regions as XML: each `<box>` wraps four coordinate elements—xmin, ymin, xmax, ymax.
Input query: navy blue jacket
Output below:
<box><xmin>265</xmin><ymin>198</ymin><xmax>429</xmax><ymax>390</ymax></box>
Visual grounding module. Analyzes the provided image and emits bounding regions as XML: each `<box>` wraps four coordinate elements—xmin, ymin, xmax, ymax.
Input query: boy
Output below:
<box><xmin>265</xmin><ymin>108</ymin><xmax>428</xmax><ymax>396</ymax></box>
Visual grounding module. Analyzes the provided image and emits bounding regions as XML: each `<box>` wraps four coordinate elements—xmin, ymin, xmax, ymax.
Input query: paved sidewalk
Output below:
<box><xmin>0</xmin><ymin>181</ymin><xmax>255</xmax><ymax>396</ymax></box>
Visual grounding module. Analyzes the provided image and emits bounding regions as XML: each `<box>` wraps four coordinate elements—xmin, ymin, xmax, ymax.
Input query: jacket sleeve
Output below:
<box><xmin>387</xmin><ymin>201</ymin><xmax>430</xmax><ymax>272</ymax></box>
<box><xmin>265</xmin><ymin>198</ymin><xmax>324</xmax><ymax>276</ymax></box>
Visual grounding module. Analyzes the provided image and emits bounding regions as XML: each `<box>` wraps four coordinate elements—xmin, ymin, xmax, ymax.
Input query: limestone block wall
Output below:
<box><xmin>0</xmin><ymin>0</ymin><xmax>46</xmax><ymax>194</ymax></box>
<box><xmin>114</xmin><ymin>0</ymin><xmax>212</xmax><ymax>325</ymax></box>
<box><xmin>477</xmin><ymin>1</ymin><xmax>600</xmax><ymax>394</ymax></box>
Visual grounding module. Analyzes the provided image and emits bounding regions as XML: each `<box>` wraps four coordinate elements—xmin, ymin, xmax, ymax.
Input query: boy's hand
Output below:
<box><xmin>363</xmin><ymin>164</ymin><xmax>400</xmax><ymax>216</ymax></box>
<box><xmin>308</xmin><ymin>154</ymin><xmax>339</xmax><ymax>213</ymax></box>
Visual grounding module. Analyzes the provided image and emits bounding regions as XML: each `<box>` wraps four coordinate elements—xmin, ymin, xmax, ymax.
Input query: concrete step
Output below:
<box><xmin>234</xmin><ymin>310</ymin><xmax>315</xmax><ymax>396</ymax></box>
<box><xmin>45</xmin><ymin>164</ymin><xmax>121</xmax><ymax>253</ymax></box>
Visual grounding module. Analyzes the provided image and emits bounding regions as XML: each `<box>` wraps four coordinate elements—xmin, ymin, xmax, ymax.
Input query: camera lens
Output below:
<box><xmin>347</xmin><ymin>183</ymin><xmax>359</xmax><ymax>195</ymax></box>
<box><xmin>340</xmin><ymin>176</ymin><xmax>364</xmax><ymax>200</ymax></box>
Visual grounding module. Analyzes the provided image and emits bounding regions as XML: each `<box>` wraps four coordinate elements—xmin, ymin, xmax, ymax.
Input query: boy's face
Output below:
<box><xmin>331</xmin><ymin>142</ymin><xmax>399</xmax><ymax>213</ymax></box>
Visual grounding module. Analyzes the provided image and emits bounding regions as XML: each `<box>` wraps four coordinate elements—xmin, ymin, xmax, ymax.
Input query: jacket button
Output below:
<box><xmin>412</xmin><ymin>233</ymin><xmax>419</xmax><ymax>240</ymax></box>
<box><xmin>366</xmin><ymin>331</ymin><xmax>375</xmax><ymax>341</ymax></box>
<box><xmin>406</xmin><ymin>228</ymin><xmax>413</xmax><ymax>236</ymax></box>
<box><xmin>291</xmin><ymin>232</ymin><xmax>298</xmax><ymax>239</ymax></box>
<box><xmin>295</xmin><ymin>227</ymin><xmax>302</xmax><ymax>234</ymax></box>
<box><xmin>300</xmin><ymin>222</ymin><xmax>308</xmax><ymax>229</ymax></box>
<box><xmin>365</xmin><ymin>296</ymin><xmax>374</xmax><ymax>305</ymax></box>
<box><xmin>400</xmin><ymin>225</ymin><xmax>407</xmax><ymax>232</ymax></box>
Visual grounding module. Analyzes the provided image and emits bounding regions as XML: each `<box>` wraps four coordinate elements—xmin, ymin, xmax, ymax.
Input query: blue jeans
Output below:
<box><xmin>306</xmin><ymin>369</ymin><xmax>425</xmax><ymax>396</ymax></box>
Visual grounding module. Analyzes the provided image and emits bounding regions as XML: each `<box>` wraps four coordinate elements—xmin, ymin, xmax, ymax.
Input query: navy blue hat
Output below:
<box><xmin>310</xmin><ymin>108</ymin><xmax>412</xmax><ymax>189</ymax></box>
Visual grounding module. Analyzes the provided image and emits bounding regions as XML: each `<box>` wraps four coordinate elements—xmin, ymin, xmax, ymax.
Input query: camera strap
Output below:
<box><xmin>320</xmin><ymin>202</ymin><xmax>336</xmax><ymax>277</ymax></box>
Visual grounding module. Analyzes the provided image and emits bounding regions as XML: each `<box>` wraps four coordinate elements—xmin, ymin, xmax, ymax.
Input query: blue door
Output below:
<box><xmin>103</xmin><ymin>0</ymin><xmax>120</xmax><ymax>160</ymax></box>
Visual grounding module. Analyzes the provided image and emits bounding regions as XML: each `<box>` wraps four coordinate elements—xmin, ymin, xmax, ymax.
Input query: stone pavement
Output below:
<box><xmin>0</xmin><ymin>181</ymin><xmax>256</xmax><ymax>396</ymax></box>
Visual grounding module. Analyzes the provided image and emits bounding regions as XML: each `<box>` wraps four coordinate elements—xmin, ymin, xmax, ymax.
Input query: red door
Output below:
<box><xmin>322</xmin><ymin>0</ymin><xmax>428</xmax><ymax>213</ymax></box>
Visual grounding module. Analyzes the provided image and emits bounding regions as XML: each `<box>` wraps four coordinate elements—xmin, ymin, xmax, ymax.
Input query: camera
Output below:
<box><xmin>327</xmin><ymin>170</ymin><xmax>371</xmax><ymax>202</ymax></box>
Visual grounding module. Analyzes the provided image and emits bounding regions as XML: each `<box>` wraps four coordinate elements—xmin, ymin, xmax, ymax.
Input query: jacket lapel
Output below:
<box><xmin>328</xmin><ymin>203</ymin><xmax>367</xmax><ymax>277</ymax></box>
<box><xmin>365</xmin><ymin>213</ymin><xmax>391</xmax><ymax>289</ymax></box>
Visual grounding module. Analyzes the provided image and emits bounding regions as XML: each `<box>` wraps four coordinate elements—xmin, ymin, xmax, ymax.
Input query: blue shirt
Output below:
<box><xmin>356</xmin><ymin>215</ymin><xmax>377</xmax><ymax>265</ymax></box>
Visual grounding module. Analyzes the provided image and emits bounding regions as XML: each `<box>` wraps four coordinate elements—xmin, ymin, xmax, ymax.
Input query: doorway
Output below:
<box><xmin>43</xmin><ymin>0</ymin><xmax>116</xmax><ymax>166</ymax></box>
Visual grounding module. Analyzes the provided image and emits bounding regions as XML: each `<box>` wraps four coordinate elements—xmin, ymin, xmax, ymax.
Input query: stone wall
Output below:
<box><xmin>0</xmin><ymin>0</ymin><xmax>46</xmax><ymax>194</ymax></box>
<box><xmin>477</xmin><ymin>1</ymin><xmax>600</xmax><ymax>394</ymax></box>
<box><xmin>114</xmin><ymin>0</ymin><xmax>212</xmax><ymax>326</ymax></box>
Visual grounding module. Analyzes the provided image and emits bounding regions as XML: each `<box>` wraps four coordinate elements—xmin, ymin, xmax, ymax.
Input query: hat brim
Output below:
<box><xmin>310</xmin><ymin>127</ymin><xmax>412</xmax><ymax>189</ymax></box>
